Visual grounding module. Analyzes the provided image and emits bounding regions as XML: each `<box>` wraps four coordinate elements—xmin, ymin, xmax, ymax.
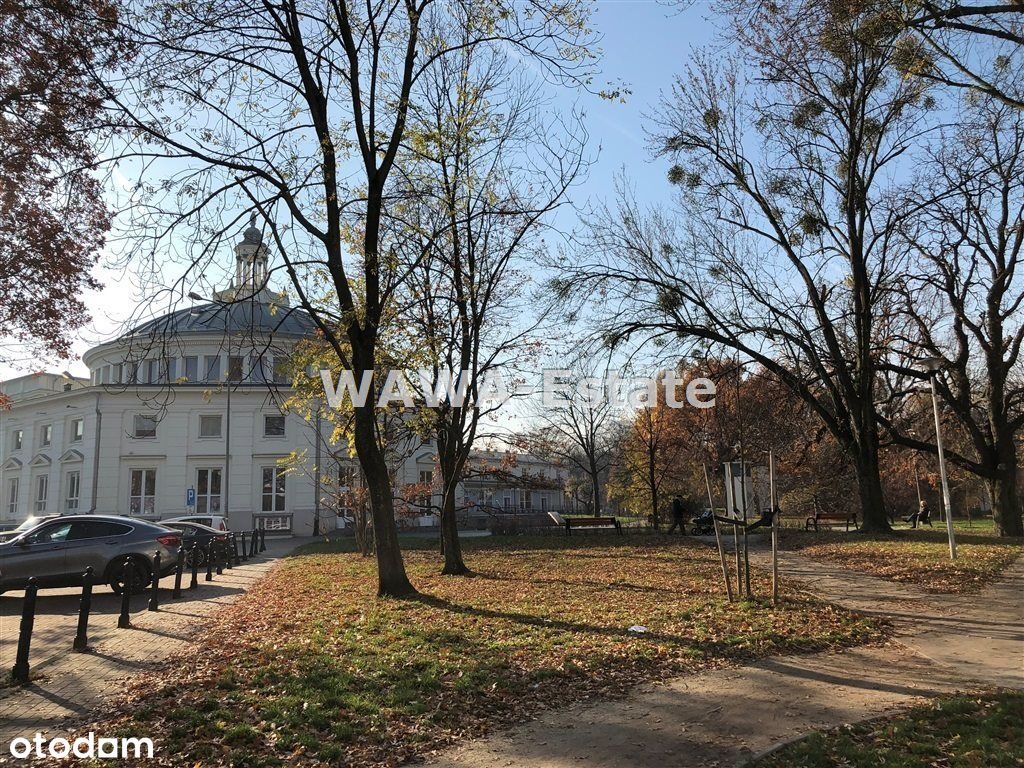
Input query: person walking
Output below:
<box><xmin>667</xmin><ymin>496</ymin><xmax>687</xmax><ymax>534</ymax></box>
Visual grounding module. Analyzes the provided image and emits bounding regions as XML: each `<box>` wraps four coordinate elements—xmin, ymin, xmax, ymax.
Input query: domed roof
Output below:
<box><xmin>123</xmin><ymin>300</ymin><xmax>317</xmax><ymax>341</ymax></box>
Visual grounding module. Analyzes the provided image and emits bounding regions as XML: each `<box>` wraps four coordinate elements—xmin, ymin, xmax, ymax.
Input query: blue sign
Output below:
<box><xmin>186</xmin><ymin>487</ymin><xmax>196</xmax><ymax>508</ymax></box>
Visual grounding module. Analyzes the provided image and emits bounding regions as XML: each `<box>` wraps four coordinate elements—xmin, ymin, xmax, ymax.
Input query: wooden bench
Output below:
<box><xmin>805</xmin><ymin>510</ymin><xmax>858</xmax><ymax>532</ymax></box>
<box><xmin>564</xmin><ymin>516</ymin><xmax>622</xmax><ymax>535</ymax></box>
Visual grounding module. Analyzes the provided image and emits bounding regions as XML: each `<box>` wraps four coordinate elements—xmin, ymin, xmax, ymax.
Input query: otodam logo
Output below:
<box><xmin>7</xmin><ymin>733</ymin><xmax>154</xmax><ymax>760</ymax></box>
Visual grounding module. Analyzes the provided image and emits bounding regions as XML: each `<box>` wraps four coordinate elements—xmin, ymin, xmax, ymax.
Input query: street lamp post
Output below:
<box><xmin>918</xmin><ymin>356</ymin><xmax>957</xmax><ymax>560</ymax></box>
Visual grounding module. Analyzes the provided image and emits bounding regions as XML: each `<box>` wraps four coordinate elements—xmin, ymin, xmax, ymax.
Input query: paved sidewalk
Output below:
<box><xmin>426</xmin><ymin>550</ymin><xmax>1023</xmax><ymax>768</ymax></box>
<box><xmin>0</xmin><ymin>537</ymin><xmax>314</xmax><ymax>747</ymax></box>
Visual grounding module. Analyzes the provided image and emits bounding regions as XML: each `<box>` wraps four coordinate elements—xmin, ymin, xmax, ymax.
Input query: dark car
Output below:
<box><xmin>160</xmin><ymin>521</ymin><xmax>230</xmax><ymax>567</ymax></box>
<box><xmin>0</xmin><ymin>515</ymin><xmax>181</xmax><ymax>594</ymax></box>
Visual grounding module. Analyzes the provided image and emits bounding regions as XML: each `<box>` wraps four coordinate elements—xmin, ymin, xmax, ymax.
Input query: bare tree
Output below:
<box><xmin>99</xmin><ymin>0</ymin><xmax>596</xmax><ymax>595</ymax></box>
<box><xmin>519</xmin><ymin>363</ymin><xmax>619</xmax><ymax>516</ymax></box>
<box><xmin>896</xmin><ymin>0</ymin><xmax>1024</xmax><ymax>109</ymax></box>
<box><xmin>557</xmin><ymin>0</ymin><xmax>935</xmax><ymax>531</ymax></box>
<box><xmin>882</xmin><ymin>95</ymin><xmax>1024</xmax><ymax>536</ymax></box>
<box><xmin>395</xmin><ymin>34</ymin><xmax>585</xmax><ymax>573</ymax></box>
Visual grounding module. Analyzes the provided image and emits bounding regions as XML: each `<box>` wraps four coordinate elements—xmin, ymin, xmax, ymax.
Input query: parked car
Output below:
<box><xmin>160</xmin><ymin>521</ymin><xmax>230</xmax><ymax>567</ymax></box>
<box><xmin>163</xmin><ymin>514</ymin><xmax>229</xmax><ymax>531</ymax></box>
<box><xmin>0</xmin><ymin>515</ymin><xmax>181</xmax><ymax>594</ymax></box>
<box><xmin>0</xmin><ymin>515</ymin><xmax>59</xmax><ymax>544</ymax></box>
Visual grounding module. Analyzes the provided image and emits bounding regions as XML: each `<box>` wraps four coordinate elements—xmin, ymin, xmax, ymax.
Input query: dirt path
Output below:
<box><xmin>426</xmin><ymin>552</ymin><xmax>1023</xmax><ymax>768</ymax></box>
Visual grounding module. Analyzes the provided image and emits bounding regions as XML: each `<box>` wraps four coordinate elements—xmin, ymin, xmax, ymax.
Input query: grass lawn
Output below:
<box><xmin>781</xmin><ymin>527</ymin><xmax>1022</xmax><ymax>593</ymax></box>
<box><xmin>99</xmin><ymin>535</ymin><xmax>882</xmax><ymax>767</ymax></box>
<box><xmin>751</xmin><ymin>690</ymin><xmax>1024</xmax><ymax>768</ymax></box>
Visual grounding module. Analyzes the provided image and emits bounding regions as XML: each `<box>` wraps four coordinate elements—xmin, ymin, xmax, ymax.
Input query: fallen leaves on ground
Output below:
<box><xmin>750</xmin><ymin>690</ymin><xmax>1024</xmax><ymax>768</ymax></box>
<box><xmin>56</xmin><ymin>535</ymin><xmax>884</xmax><ymax>767</ymax></box>
<box><xmin>783</xmin><ymin>529</ymin><xmax>1022</xmax><ymax>593</ymax></box>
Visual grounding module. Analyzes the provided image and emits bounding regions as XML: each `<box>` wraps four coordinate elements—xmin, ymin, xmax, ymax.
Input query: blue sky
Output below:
<box><xmin>565</xmin><ymin>1</ymin><xmax>716</xmax><ymax>210</ymax></box>
<box><xmin>0</xmin><ymin>1</ymin><xmax>716</xmax><ymax>381</ymax></box>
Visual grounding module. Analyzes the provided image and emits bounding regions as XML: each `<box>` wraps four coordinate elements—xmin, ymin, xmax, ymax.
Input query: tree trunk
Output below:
<box><xmin>648</xmin><ymin>456</ymin><xmax>660</xmax><ymax>530</ymax></box>
<box><xmin>439</xmin><ymin>488</ymin><xmax>469</xmax><ymax>574</ymax></box>
<box><xmin>988</xmin><ymin>441</ymin><xmax>1022</xmax><ymax>537</ymax></box>
<box><xmin>853</xmin><ymin>435</ymin><xmax>891</xmax><ymax>533</ymax></box>
<box><xmin>590</xmin><ymin>459</ymin><xmax>602</xmax><ymax>516</ymax></box>
<box><xmin>352</xmin><ymin>405</ymin><xmax>417</xmax><ymax>597</ymax></box>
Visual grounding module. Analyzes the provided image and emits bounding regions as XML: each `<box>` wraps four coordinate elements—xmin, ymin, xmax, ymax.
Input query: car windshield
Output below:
<box><xmin>14</xmin><ymin>516</ymin><xmax>51</xmax><ymax>533</ymax></box>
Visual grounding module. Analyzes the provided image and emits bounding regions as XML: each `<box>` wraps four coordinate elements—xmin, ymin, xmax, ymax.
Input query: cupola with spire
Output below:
<box><xmin>213</xmin><ymin>215</ymin><xmax>289</xmax><ymax>305</ymax></box>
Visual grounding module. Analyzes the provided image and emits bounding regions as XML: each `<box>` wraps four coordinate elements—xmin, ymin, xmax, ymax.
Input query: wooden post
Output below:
<box><xmin>704</xmin><ymin>463</ymin><xmax>733</xmax><ymax>602</ymax></box>
<box><xmin>769</xmin><ymin>450</ymin><xmax>778</xmax><ymax>606</ymax></box>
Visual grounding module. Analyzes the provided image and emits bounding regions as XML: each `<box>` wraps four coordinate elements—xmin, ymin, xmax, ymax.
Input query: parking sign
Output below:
<box><xmin>186</xmin><ymin>487</ymin><xmax>196</xmax><ymax>508</ymax></box>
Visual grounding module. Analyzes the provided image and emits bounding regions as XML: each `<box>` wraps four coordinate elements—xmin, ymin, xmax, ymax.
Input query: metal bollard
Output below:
<box><xmin>205</xmin><ymin>540</ymin><xmax>214</xmax><ymax>581</ymax></box>
<box><xmin>231</xmin><ymin>532</ymin><xmax>240</xmax><ymax>567</ymax></box>
<box><xmin>172</xmin><ymin>548</ymin><xmax>185</xmax><ymax>599</ymax></box>
<box><xmin>148</xmin><ymin>551</ymin><xmax>161</xmax><ymax>611</ymax></box>
<box><xmin>118</xmin><ymin>558</ymin><xmax>133</xmax><ymax>628</ymax></box>
<box><xmin>259</xmin><ymin>527</ymin><xmax>266</xmax><ymax>552</ymax></box>
<box><xmin>190</xmin><ymin>543</ymin><xmax>199</xmax><ymax>589</ymax></box>
<box><xmin>73</xmin><ymin>567</ymin><xmax>94</xmax><ymax>652</ymax></box>
<box><xmin>10</xmin><ymin>577</ymin><xmax>38</xmax><ymax>684</ymax></box>
<box><xmin>240</xmin><ymin>531</ymin><xmax>249</xmax><ymax>562</ymax></box>
<box><xmin>249</xmin><ymin>529</ymin><xmax>259</xmax><ymax>558</ymax></box>
<box><xmin>215</xmin><ymin>539</ymin><xmax>224</xmax><ymax>574</ymax></box>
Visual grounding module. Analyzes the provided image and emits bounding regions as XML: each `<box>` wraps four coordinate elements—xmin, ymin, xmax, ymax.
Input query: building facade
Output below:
<box><xmin>0</xmin><ymin>224</ymin><xmax>569</xmax><ymax>534</ymax></box>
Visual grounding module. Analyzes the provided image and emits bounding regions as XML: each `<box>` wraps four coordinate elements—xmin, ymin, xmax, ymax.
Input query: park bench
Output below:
<box><xmin>804</xmin><ymin>509</ymin><xmax>858</xmax><ymax>532</ymax></box>
<box><xmin>564</xmin><ymin>516</ymin><xmax>622</xmax><ymax>535</ymax></box>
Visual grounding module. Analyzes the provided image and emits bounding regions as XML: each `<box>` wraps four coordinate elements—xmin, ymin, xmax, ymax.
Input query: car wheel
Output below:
<box><xmin>108</xmin><ymin>557</ymin><xmax>152</xmax><ymax>595</ymax></box>
<box><xmin>185</xmin><ymin>545</ymin><xmax>207</xmax><ymax>568</ymax></box>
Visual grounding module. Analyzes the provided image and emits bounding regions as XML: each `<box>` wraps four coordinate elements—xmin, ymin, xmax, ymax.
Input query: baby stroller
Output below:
<box><xmin>689</xmin><ymin>508</ymin><xmax>715</xmax><ymax>536</ymax></box>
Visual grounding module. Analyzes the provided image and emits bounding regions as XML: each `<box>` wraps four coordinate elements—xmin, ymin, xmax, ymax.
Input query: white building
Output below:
<box><xmin>0</xmin><ymin>224</ymin><xmax>568</xmax><ymax>534</ymax></box>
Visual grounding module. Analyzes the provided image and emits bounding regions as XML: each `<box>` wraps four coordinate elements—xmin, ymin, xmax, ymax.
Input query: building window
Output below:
<box><xmin>503</xmin><ymin>495</ymin><xmax>511</xmax><ymax>510</ymax></box>
<box><xmin>204</xmin><ymin>355</ymin><xmax>221</xmax><ymax>382</ymax></box>
<box><xmin>273</xmin><ymin>356</ymin><xmax>291</xmax><ymax>385</ymax></box>
<box><xmin>197</xmin><ymin>468</ymin><xmax>222</xmax><ymax>514</ymax></box>
<box><xmin>250</xmin><ymin>354</ymin><xmax>270</xmax><ymax>383</ymax></box>
<box><xmin>199</xmin><ymin>414</ymin><xmax>223</xmax><ymax>438</ymax></box>
<box><xmin>183</xmin><ymin>356</ymin><xmax>198</xmax><ymax>382</ymax></box>
<box><xmin>417</xmin><ymin>470</ymin><xmax>433</xmax><ymax>511</ymax></box>
<box><xmin>34</xmin><ymin>475</ymin><xmax>48</xmax><ymax>512</ymax></box>
<box><xmin>161</xmin><ymin>357</ymin><xmax>176</xmax><ymax>383</ymax></box>
<box><xmin>113</xmin><ymin>363</ymin><xmax>123</xmax><ymax>384</ymax></box>
<box><xmin>65</xmin><ymin>471</ymin><xmax>81</xmax><ymax>511</ymax></box>
<box><xmin>264</xmin><ymin>415</ymin><xmax>285</xmax><ymax>437</ymax></box>
<box><xmin>70</xmin><ymin>418</ymin><xmax>84</xmax><ymax>443</ymax></box>
<box><xmin>261</xmin><ymin>467</ymin><xmax>286</xmax><ymax>512</ymax></box>
<box><xmin>540</xmin><ymin>496</ymin><xmax>549</xmax><ymax>512</ymax></box>
<box><xmin>144</xmin><ymin>359</ymin><xmax>158</xmax><ymax>384</ymax></box>
<box><xmin>133</xmin><ymin>414</ymin><xmax>158</xmax><ymax>439</ymax></box>
<box><xmin>12</xmin><ymin>429</ymin><xmax>23</xmax><ymax>451</ymax></box>
<box><xmin>40</xmin><ymin>424</ymin><xmax>52</xmax><ymax>447</ymax></box>
<box><xmin>129</xmin><ymin>469</ymin><xmax>157</xmax><ymax>515</ymax></box>
<box><xmin>6</xmin><ymin>478</ymin><xmax>18</xmax><ymax>517</ymax></box>
<box><xmin>228</xmin><ymin>356</ymin><xmax>244</xmax><ymax>382</ymax></box>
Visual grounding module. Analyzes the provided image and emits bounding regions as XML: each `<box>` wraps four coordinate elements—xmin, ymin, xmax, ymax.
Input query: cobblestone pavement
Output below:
<box><xmin>0</xmin><ymin>537</ymin><xmax>315</xmax><ymax>748</ymax></box>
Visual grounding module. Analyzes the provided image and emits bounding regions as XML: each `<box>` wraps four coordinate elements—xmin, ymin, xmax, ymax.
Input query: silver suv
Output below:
<box><xmin>0</xmin><ymin>515</ymin><xmax>181</xmax><ymax>594</ymax></box>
